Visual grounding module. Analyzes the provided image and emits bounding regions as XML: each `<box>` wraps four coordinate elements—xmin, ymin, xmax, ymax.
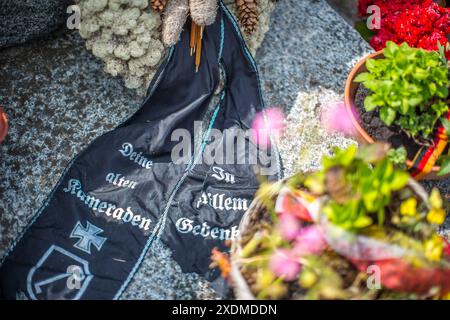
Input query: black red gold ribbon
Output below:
<box><xmin>410</xmin><ymin>110</ymin><xmax>450</xmax><ymax>179</ymax></box>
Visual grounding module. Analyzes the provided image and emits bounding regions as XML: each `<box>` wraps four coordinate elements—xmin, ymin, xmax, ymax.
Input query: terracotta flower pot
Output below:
<box><xmin>344</xmin><ymin>51</ymin><xmax>447</xmax><ymax>180</ymax></box>
<box><xmin>0</xmin><ymin>107</ymin><xmax>8</xmax><ymax>144</ymax></box>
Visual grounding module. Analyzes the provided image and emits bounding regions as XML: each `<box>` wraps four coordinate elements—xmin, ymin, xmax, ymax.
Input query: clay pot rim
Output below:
<box><xmin>0</xmin><ymin>107</ymin><xmax>8</xmax><ymax>144</ymax></box>
<box><xmin>344</xmin><ymin>51</ymin><xmax>442</xmax><ymax>175</ymax></box>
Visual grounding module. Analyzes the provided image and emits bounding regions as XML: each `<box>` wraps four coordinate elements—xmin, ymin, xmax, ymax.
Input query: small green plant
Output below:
<box><xmin>387</xmin><ymin>146</ymin><xmax>408</xmax><ymax>169</ymax></box>
<box><xmin>305</xmin><ymin>143</ymin><xmax>410</xmax><ymax>231</ymax></box>
<box><xmin>355</xmin><ymin>41</ymin><xmax>449</xmax><ymax>142</ymax></box>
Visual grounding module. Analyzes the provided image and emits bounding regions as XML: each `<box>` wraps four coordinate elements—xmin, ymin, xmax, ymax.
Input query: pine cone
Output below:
<box><xmin>235</xmin><ymin>0</ymin><xmax>259</xmax><ymax>34</ymax></box>
<box><xmin>151</xmin><ymin>0</ymin><xmax>169</xmax><ymax>13</ymax></box>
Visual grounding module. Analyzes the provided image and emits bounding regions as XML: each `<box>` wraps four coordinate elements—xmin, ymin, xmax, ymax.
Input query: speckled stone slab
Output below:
<box><xmin>1</xmin><ymin>0</ymin><xmax>448</xmax><ymax>300</ymax></box>
<box><xmin>0</xmin><ymin>0</ymin><xmax>72</xmax><ymax>49</ymax></box>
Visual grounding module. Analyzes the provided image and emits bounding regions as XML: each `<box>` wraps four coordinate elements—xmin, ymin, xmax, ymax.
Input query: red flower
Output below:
<box><xmin>358</xmin><ymin>0</ymin><xmax>450</xmax><ymax>58</ymax></box>
<box><xmin>443</xmin><ymin>238</ymin><xmax>450</xmax><ymax>256</ymax></box>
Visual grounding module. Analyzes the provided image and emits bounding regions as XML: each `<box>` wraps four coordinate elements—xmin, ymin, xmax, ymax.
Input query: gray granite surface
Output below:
<box><xmin>326</xmin><ymin>0</ymin><xmax>358</xmax><ymax>26</ymax></box>
<box><xmin>0</xmin><ymin>0</ymin><xmax>73</xmax><ymax>49</ymax></box>
<box><xmin>0</xmin><ymin>0</ymin><xmax>448</xmax><ymax>299</ymax></box>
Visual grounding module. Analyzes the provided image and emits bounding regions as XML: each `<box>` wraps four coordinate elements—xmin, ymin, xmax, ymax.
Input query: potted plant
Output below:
<box><xmin>212</xmin><ymin>143</ymin><xmax>450</xmax><ymax>300</ymax></box>
<box><xmin>0</xmin><ymin>107</ymin><xmax>8</xmax><ymax>144</ymax></box>
<box><xmin>345</xmin><ymin>42</ymin><xmax>450</xmax><ymax>179</ymax></box>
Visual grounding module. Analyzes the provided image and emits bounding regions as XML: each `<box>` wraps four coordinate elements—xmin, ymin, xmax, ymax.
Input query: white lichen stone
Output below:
<box><xmin>130</xmin><ymin>0</ymin><xmax>149</xmax><ymax>10</ymax></box>
<box><xmin>124</xmin><ymin>75</ymin><xmax>143</xmax><ymax>89</ymax></box>
<box><xmin>132</xmin><ymin>22</ymin><xmax>147</xmax><ymax>35</ymax></box>
<box><xmin>92</xmin><ymin>41</ymin><xmax>114</xmax><ymax>59</ymax></box>
<box><xmin>98</xmin><ymin>10</ymin><xmax>116</xmax><ymax>27</ymax></box>
<box><xmin>129</xmin><ymin>41</ymin><xmax>146</xmax><ymax>58</ymax></box>
<box><xmin>82</xmin><ymin>0</ymin><xmax>108</xmax><ymax>16</ymax></box>
<box><xmin>123</xmin><ymin>8</ymin><xmax>141</xmax><ymax>28</ymax></box>
<box><xmin>76</xmin><ymin>0</ymin><xmax>274</xmax><ymax>95</ymax></box>
<box><xmin>279</xmin><ymin>89</ymin><xmax>357</xmax><ymax>176</ymax></box>
<box><xmin>136</xmin><ymin>32</ymin><xmax>152</xmax><ymax>45</ymax></box>
<box><xmin>79</xmin><ymin>16</ymin><xmax>100</xmax><ymax>39</ymax></box>
<box><xmin>114</xmin><ymin>44</ymin><xmax>131</xmax><ymax>60</ymax></box>
<box><xmin>105</xmin><ymin>59</ymin><xmax>125</xmax><ymax>76</ymax></box>
<box><xmin>108</xmin><ymin>0</ymin><xmax>129</xmax><ymax>11</ymax></box>
<box><xmin>99</xmin><ymin>28</ymin><xmax>114</xmax><ymax>42</ymax></box>
<box><xmin>139</xmin><ymin>12</ymin><xmax>161</xmax><ymax>30</ymax></box>
<box><xmin>143</xmin><ymin>49</ymin><xmax>163</xmax><ymax>67</ymax></box>
<box><xmin>111</xmin><ymin>8</ymin><xmax>140</xmax><ymax>35</ymax></box>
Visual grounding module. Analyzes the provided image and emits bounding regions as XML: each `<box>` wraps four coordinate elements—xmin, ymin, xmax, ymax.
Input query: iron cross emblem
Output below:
<box><xmin>70</xmin><ymin>221</ymin><xmax>107</xmax><ymax>254</ymax></box>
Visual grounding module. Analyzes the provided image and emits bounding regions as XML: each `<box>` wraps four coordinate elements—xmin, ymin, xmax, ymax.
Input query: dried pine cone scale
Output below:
<box><xmin>236</xmin><ymin>0</ymin><xmax>259</xmax><ymax>34</ymax></box>
<box><xmin>151</xmin><ymin>0</ymin><xmax>169</xmax><ymax>12</ymax></box>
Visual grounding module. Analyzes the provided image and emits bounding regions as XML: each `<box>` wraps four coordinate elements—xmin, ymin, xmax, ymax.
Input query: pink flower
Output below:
<box><xmin>278</xmin><ymin>213</ymin><xmax>302</xmax><ymax>241</ymax></box>
<box><xmin>251</xmin><ymin>107</ymin><xmax>285</xmax><ymax>149</ymax></box>
<box><xmin>321</xmin><ymin>101</ymin><xmax>358</xmax><ymax>137</ymax></box>
<box><xmin>293</xmin><ymin>225</ymin><xmax>327</xmax><ymax>256</ymax></box>
<box><xmin>269</xmin><ymin>249</ymin><xmax>301</xmax><ymax>281</ymax></box>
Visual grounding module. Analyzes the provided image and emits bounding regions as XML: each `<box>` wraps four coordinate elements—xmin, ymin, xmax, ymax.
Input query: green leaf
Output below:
<box><xmin>437</xmin><ymin>156</ymin><xmax>450</xmax><ymax>176</ymax></box>
<box><xmin>364</xmin><ymin>95</ymin><xmax>379</xmax><ymax>111</ymax></box>
<box><xmin>389</xmin><ymin>171</ymin><xmax>409</xmax><ymax>190</ymax></box>
<box><xmin>429</xmin><ymin>82</ymin><xmax>437</xmax><ymax>95</ymax></box>
<box><xmin>363</xmin><ymin>191</ymin><xmax>378</xmax><ymax>211</ymax></box>
<box><xmin>338</xmin><ymin>145</ymin><xmax>358</xmax><ymax>167</ymax></box>
<box><xmin>408</xmin><ymin>97</ymin><xmax>422</xmax><ymax>107</ymax></box>
<box><xmin>365</xmin><ymin>58</ymin><xmax>377</xmax><ymax>72</ymax></box>
<box><xmin>441</xmin><ymin>118</ymin><xmax>450</xmax><ymax>135</ymax></box>
<box><xmin>354</xmin><ymin>72</ymin><xmax>371</xmax><ymax>83</ymax></box>
<box><xmin>377</xmin><ymin>209</ymin><xmax>385</xmax><ymax>227</ymax></box>
<box><xmin>353</xmin><ymin>216</ymin><xmax>373</xmax><ymax>229</ymax></box>
<box><xmin>387</xmin><ymin>147</ymin><xmax>407</xmax><ymax>169</ymax></box>
<box><xmin>383</xmin><ymin>41</ymin><xmax>397</xmax><ymax>58</ymax></box>
<box><xmin>438</xmin><ymin>42</ymin><xmax>448</xmax><ymax>64</ymax></box>
<box><xmin>380</xmin><ymin>106</ymin><xmax>396</xmax><ymax>125</ymax></box>
<box><xmin>414</xmin><ymin>68</ymin><xmax>428</xmax><ymax>80</ymax></box>
<box><xmin>400</xmin><ymin>98</ymin><xmax>409</xmax><ymax>114</ymax></box>
<box><xmin>436</xmin><ymin>86</ymin><xmax>449</xmax><ymax>99</ymax></box>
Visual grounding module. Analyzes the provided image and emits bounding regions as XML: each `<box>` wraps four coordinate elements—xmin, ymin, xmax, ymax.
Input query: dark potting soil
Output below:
<box><xmin>355</xmin><ymin>85</ymin><xmax>419</xmax><ymax>160</ymax></box>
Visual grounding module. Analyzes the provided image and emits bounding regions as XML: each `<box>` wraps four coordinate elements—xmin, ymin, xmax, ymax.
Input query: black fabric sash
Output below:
<box><xmin>0</xmin><ymin>3</ymin><xmax>282</xmax><ymax>300</ymax></box>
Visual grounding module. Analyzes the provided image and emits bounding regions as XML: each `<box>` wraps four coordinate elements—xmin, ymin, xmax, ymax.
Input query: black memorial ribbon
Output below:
<box><xmin>0</xmin><ymin>2</ymin><xmax>282</xmax><ymax>300</ymax></box>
